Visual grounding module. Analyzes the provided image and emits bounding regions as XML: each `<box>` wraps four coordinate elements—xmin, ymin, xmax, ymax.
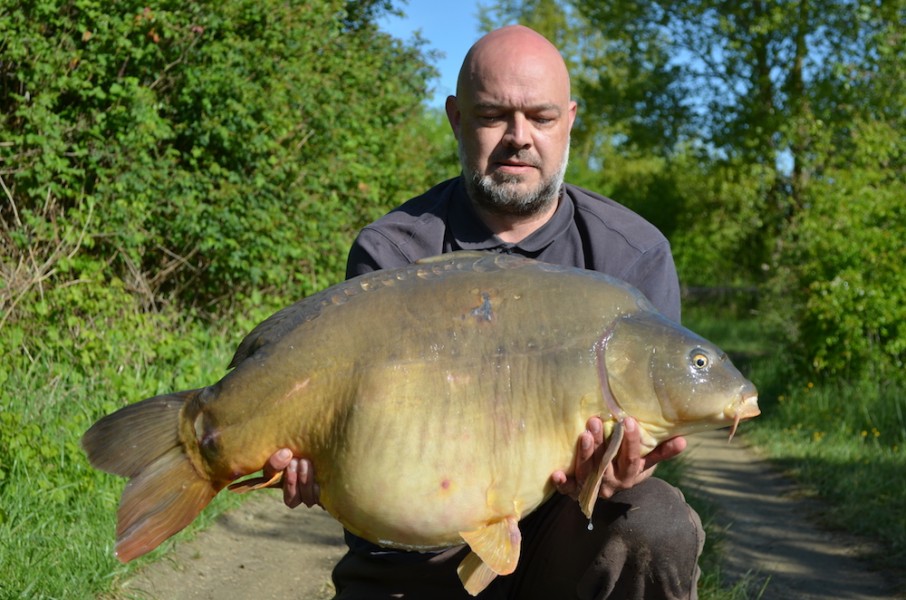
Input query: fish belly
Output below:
<box><xmin>316</xmin><ymin>355</ymin><xmax>597</xmax><ymax>550</ymax></box>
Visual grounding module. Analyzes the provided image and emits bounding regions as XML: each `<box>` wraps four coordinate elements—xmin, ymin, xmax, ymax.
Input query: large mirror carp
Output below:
<box><xmin>83</xmin><ymin>251</ymin><xmax>759</xmax><ymax>595</ymax></box>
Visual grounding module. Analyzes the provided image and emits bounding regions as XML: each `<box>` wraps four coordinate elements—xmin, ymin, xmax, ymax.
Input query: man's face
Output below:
<box><xmin>448</xmin><ymin>52</ymin><xmax>577</xmax><ymax>216</ymax></box>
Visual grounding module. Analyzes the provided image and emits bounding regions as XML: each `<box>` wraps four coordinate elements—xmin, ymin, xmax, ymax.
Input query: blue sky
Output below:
<box><xmin>378</xmin><ymin>1</ymin><xmax>486</xmax><ymax>107</ymax></box>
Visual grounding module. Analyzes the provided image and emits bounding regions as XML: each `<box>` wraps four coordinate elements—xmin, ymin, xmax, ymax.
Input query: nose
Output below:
<box><xmin>503</xmin><ymin>113</ymin><xmax>531</xmax><ymax>149</ymax></box>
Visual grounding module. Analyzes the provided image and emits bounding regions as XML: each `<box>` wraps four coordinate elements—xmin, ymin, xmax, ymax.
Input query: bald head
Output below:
<box><xmin>456</xmin><ymin>25</ymin><xmax>571</xmax><ymax>103</ymax></box>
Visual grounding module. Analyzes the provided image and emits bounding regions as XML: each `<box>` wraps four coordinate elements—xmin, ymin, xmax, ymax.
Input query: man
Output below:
<box><xmin>266</xmin><ymin>25</ymin><xmax>703</xmax><ymax>599</ymax></box>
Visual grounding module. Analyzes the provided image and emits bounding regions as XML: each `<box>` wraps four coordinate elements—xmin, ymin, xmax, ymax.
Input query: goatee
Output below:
<box><xmin>460</xmin><ymin>143</ymin><xmax>569</xmax><ymax>218</ymax></box>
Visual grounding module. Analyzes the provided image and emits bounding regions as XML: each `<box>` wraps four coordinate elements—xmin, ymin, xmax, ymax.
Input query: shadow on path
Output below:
<box><xmin>683</xmin><ymin>430</ymin><xmax>903</xmax><ymax>599</ymax></box>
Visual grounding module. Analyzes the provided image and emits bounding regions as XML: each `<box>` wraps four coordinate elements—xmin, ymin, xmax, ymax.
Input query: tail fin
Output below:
<box><xmin>82</xmin><ymin>391</ymin><xmax>217</xmax><ymax>562</ymax></box>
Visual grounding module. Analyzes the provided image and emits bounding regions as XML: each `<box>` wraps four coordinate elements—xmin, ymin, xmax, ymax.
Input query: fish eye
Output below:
<box><xmin>690</xmin><ymin>350</ymin><xmax>710</xmax><ymax>369</ymax></box>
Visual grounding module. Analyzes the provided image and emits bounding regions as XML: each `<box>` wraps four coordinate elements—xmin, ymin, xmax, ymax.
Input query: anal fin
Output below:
<box><xmin>457</xmin><ymin>516</ymin><xmax>521</xmax><ymax>595</ymax></box>
<box><xmin>457</xmin><ymin>551</ymin><xmax>499</xmax><ymax>596</ymax></box>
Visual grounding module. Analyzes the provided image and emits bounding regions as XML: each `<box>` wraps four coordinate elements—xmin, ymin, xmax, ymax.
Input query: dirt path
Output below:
<box><xmin>118</xmin><ymin>494</ymin><xmax>345</xmax><ymax>600</ymax></box>
<box><xmin>118</xmin><ymin>431</ymin><xmax>903</xmax><ymax>600</ymax></box>
<box><xmin>682</xmin><ymin>430</ymin><xmax>902</xmax><ymax>599</ymax></box>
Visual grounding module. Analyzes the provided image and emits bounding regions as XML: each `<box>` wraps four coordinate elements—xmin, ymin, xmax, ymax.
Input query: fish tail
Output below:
<box><xmin>81</xmin><ymin>390</ymin><xmax>217</xmax><ymax>563</ymax></box>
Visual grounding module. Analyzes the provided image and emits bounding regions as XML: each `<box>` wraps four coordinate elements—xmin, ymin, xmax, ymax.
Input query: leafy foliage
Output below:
<box><xmin>481</xmin><ymin>0</ymin><xmax>906</xmax><ymax>383</ymax></box>
<box><xmin>667</xmin><ymin>156</ymin><xmax>775</xmax><ymax>286</ymax></box>
<box><xmin>769</xmin><ymin>118</ymin><xmax>905</xmax><ymax>378</ymax></box>
<box><xmin>0</xmin><ymin>0</ymin><xmax>461</xmax><ymax>379</ymax></box>
<box><xmin>1</xmin><ymin>0</ymin><xmax>439</xmax><ymax>317</ymax></box>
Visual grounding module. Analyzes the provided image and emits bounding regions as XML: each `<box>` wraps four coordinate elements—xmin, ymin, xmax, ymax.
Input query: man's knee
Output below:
<box><xmin>579</xmin><ymin>478</ymin><xmax>704</xmax><ymax>599</ymax></box>
<box><xmin>602</xmin><ymin>477</ymin><xmax>704</xmax><ymax>559</ymax></box>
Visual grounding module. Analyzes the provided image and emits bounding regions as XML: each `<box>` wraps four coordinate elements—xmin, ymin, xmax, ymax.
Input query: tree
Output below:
<box><xmin>574</xmin><ymin>0</ymin><xmax>902</xmax><ymax>234</ymax></box>
<box><xmin>768</xmin><ymin>117</ymin><xmax>905</xmax><ymax>379</ymax></box>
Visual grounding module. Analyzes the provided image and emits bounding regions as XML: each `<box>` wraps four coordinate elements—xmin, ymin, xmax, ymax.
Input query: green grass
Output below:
<box><xmin>0</xmin><ymin>321</ymin><xmax>245</xmax><ymax>599</ymax></box>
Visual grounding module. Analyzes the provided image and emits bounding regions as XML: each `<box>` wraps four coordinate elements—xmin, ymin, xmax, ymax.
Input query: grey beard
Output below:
<box><xmin>460</xmin><ymin>142</ymin><xmax>569</xmax><ymax>218</ymax></box>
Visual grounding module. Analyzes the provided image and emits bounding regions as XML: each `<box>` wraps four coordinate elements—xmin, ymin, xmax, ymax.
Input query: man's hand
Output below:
<box><xmin>264</xmin><ymin>448</ymin><xmax>321</xmax><ymax>509</ymax></box>
<box><xmin>551</xmin><ymin>416</ymin><xmax>686</xmax><ymax>500</ymax></box>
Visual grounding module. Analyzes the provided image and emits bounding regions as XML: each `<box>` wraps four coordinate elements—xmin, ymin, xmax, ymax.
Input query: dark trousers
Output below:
<box><xmin>331</xmin><ymin>477</ymin><xmax>704</xmax><ymax>600</ymax></box>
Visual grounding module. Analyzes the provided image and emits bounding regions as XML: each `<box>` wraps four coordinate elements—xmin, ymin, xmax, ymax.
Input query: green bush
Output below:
<box><xmin>769</xmin><ymin>119</ymin><xmax>905</xmax><ymax>380</ymax></box>
<box><xmin>667</xmin><ymin>156</ymin><xmax>775</xmax><ymax>287</ymax></box>
<box><xmin>0</xmin><ymin>0</ymin><xmax>461</xmax><ymax>389</ymax></box>
<box><xmin>1</xmin><ymin>0</ymin><xmax>438</xmax><ymax>317</ymax></box>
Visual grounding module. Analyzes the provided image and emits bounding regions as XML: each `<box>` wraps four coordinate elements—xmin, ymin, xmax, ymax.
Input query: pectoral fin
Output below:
<box><xmin>457</xmin><ymin>516</ymin><xmax>521</xmax><ymax>595</ymax></box>
<box><xmin>227</xmin><ymin>471</ymin><xmax>283</xmax><ymax>493</ymax></box>
<box><xmin>578</xmin><ymin>420</ymin><xmax>624</xmax><ymax>521</ymax></box>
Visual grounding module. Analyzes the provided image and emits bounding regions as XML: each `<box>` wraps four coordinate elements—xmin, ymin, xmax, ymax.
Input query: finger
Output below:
<box><xmin>643</xmin><ymin>436</ymin><xmax>687</xmax><ymax>468</ymax></box>
<box><xmin>297</xmin><ymin>459</ymin><xmax>320</xmax><ymax>508</ymax></box>
<box><xmin>266</xmin><ymin>448</ymin><xmax>293</xmax><ymax>474</ymax></box>
<box><xmin>587</xmin><ymin>416</ymin><xmax>605</xmax><ymax>446</ymax></box>
<box><xmin>551</xmin><ymin>470</ymin><xmax>577</xmax><ymax>498</ymax></box>
<box><xmin>283</xmin><ymin>458</ymin><xmax>302</xmax><ymax>508</ymax></box>
<box><xmin>574</xmin><ymin>430</ymin><xmax>595</xmax><ymax>482</ymax></box>
<box><xmin>615</xmin><ymin>417</ymin><xmax>643</xmax><ymax>480</ymax></box>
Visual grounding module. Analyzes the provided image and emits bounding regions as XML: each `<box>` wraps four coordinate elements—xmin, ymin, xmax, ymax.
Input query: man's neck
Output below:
<box><xmin>472</xmin><ymin>197</ymin><xmax>559</xmax><ymax>244</ymax></box>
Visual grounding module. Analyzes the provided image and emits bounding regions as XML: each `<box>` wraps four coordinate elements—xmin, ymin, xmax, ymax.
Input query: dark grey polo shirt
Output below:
<box><xmin>346</xmin><ymin>176</ymin><xmax>680</xmax><ymax>321</ymax></box>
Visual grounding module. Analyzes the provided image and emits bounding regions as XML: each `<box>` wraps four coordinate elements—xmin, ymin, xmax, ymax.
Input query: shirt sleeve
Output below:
<box><xmin>621</xmin><ymin>240</ymin><xmax>682</xmax><ymax>323</ymax></box>
<box><xmin>345</xmin><ymin>227</ymin><xmax>413</xmax><ymax>279</ymax></box>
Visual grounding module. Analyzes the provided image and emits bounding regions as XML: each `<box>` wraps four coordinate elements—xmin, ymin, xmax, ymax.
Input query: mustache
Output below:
<box><xmin>491</xmin><ymin>149</ymin><xmax>541</xmax><ymax>168</ymax></box>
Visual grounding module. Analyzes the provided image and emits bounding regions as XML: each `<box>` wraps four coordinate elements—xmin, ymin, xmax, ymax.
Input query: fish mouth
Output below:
<box><xmin>725</xmin><ymin>391</ymin><xmax>760</xmax><ymax>441</ymax></box>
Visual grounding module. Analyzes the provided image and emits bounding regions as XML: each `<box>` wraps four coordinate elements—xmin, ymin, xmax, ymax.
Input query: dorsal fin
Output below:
<box><xmin>415</xmin><ymin>251</ymin><xmax>487</xmax><ymax>264</ymax></box>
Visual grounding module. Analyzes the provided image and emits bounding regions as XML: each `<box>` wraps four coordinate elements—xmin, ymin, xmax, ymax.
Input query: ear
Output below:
<box><xmin>567</xmin><ymin>99</ymin><xmax>578</xmax><ymax>131</ymax></box>
<box><xmin>445</xmin><ymin>95</ymin><xmax>462</xmax><ymax>140</ymax></box>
